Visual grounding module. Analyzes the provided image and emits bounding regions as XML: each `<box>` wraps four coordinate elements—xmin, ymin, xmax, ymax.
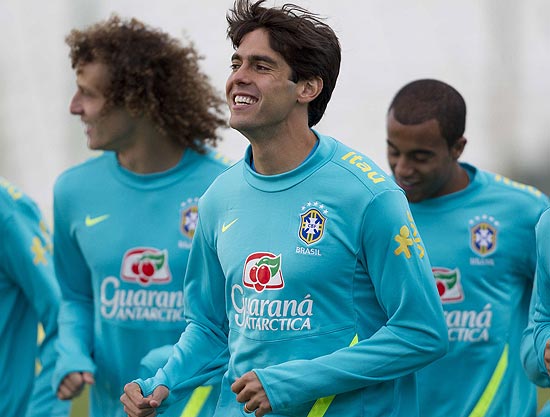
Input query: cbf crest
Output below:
<box><xmin>469</xmin><ymin>215</ymin><xmax>499</xmax><ymax>257</ymax></box>
<box><xmin>299</xmin><ymin>201</ymin><xmax>328</xmax><ymax>245</ymax></box>
<box><xmin>180</xmin><ymin>197</ymin><xmax>200</xmax><ymax>239</ymax></box>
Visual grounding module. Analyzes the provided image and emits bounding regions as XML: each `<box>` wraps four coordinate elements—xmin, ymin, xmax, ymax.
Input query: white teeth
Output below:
<box><xmin>234</xmin><ymin>95</ymin><xmax>258</xmax><ymax>105</ymax></box>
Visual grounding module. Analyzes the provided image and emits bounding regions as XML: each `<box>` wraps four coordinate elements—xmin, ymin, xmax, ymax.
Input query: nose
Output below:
<box><xmin>229</xmin><ymin>63</ymin><xmax>252</xmax><ymax>86</ymax></box>
<box><xmin>69</xmin><ymin>92</ymin><xmax>82</xmax><ymax>115</ymax></box>
<box><xmin>393</xmin><ymin>156</ymin><xmax>415</xmax><ymax>178</ymax></box>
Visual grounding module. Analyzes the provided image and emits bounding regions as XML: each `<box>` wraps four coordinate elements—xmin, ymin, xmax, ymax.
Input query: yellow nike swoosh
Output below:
<box><xmin>85</xmin><ymin>214</ymin><xmax>110</xmax><ymax>227</ymax></box>
<box><xmin>222</xmin><ymin>218</ymin><xmax>238</xmax><ymax>233</ymax></box>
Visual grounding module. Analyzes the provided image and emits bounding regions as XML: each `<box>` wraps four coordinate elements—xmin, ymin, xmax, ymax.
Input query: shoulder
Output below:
<box><xmin>324</xmin><ymin>136</ymin><xmax>399</xmax><ymax>196</ymax></box>
<box><xmin>475</xmin><ymin>166</ymin><xmax>549</xmax><ymax>208</ymax></box>
<box><xmin>0</xmin><ymin>177</ymin><xmax>42</xmax><ymax>226</ymax></box>
<box><xmin>54</xmin><ymin>153</ymin><xmax>110</xmax><ymax>195</ymax></box>
<box><xmin>192</xmin><ymin>147</ymin><xmax>234</xmax><ymax>172</ymax></box>
<box><xmin>538</xmin><ymin>207</ymin><xmax>550</xmax><ymax>234</ymax></box>
<box><xmin>201</xmin><ymin>158</ymin><xmax>243</xmax><ymax>196</ymax></box>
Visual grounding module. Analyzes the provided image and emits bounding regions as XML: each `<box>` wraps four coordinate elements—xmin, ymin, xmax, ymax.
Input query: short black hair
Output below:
<box><xmin>388</xmin><ymin>79</ymin><xmax>466</xmax><ymax>147</ymax></box>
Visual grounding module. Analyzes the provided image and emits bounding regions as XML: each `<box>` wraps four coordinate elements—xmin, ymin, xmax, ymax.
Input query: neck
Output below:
<box><xmin>249</xmin><ymin>128</ymin><xmax>317</xmax><ymax>175</ymax></box>
<box><xmin>117</xmin><ymin>123</ymin><xmax>186</xmax><ymax>174</ymax></box>
<box><xmin>445</xmin><ymin>163</ymin><xmax>470</xmax><ymax>195</ymax></box>
<box><xmin>243</xmin><ymin>111</ymin><xmax>317</xmax><ymax>174</ymax></box>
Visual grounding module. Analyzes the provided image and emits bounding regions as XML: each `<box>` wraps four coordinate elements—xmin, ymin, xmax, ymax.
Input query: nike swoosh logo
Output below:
<box><xmin>85</xmin><ymin>214</ymin><xmax>110</xmax><ymax>227</ymax></box>
<box><xmin>222</xmin><ymin>218</ymin><xmax>238</xmax><ymax>233</ymax></box>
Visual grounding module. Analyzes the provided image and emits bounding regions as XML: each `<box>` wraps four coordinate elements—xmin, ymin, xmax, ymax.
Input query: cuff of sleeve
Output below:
<box><xmin>52</xmin><ymin>359</ymin><xmax>96</xmax><ymax>393</ymax></box>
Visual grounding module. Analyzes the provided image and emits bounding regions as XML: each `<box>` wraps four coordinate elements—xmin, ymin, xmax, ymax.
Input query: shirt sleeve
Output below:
<box><xmin>521</xmin><ymin>282</ymin><xmax>550</xmax><ymax>387</ymax></box>
<box><xmin>533</xmin><ymin>209</ymin><xmax>550</xmax><ymax>378</ymax></box>
<box><xmin>135</xmin><ymin>216</ymin><xmax>229</xmax><ymax>410</ymax></box>
<box><xmin>2</xmin><ymin>204</ymin><xmax>70</xmax><ymax>417</ymax></box>
<box><xmin>52</xmin><ymin>185</ymin><xmax>96</xmax><ymax>391</ymax></box>
<box><xmin>253</xmin><ymin>189</ymin><xmax>449</xmax><ymax>411</ymax></box>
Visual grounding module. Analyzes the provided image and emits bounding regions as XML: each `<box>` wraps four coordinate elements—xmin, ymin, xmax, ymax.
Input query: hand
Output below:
<box><xmin>544</xmin><ymin>341</ymin><xmax>550</xmax><ymax>375</ymax></box>
<box><xmin>120</xmin><ymin>382</ymin><xmax>169</xmax><ymax>417</ymax></box>
<box><xmin>57</xmin><ymin>371</ymin><xmax>95</xmax><ymax>400</ymax></box>
<box><xmin>231</xmin><ymin>371</ymin><xmax>272</xmax><ymax>417</ymax></box>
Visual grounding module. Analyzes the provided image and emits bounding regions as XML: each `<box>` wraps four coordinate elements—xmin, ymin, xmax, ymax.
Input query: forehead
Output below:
<box><xmin>233</xmin><ymin>28</ymin><xmax>285</xmax><ymax>62</ymax></box>
<box><xmin>387</xmin><ymin>111</ymin><xmax>446</xmax><ymax>150</ymax></box>
<box><xmin>75</xmin><ymin>61</ymin><xmax>110</xmax><ymax>91</ymax></box>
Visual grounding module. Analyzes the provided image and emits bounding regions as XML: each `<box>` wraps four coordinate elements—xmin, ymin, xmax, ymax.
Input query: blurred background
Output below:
<box><xmin>1</xmin><ymin>0</ymin><xmax>549</xmax><ymax>414</ymax></box>
<box><xmin>1</xmin><ymin>0</ymin><xmax>549</xmax><ymax>224</ymax></box>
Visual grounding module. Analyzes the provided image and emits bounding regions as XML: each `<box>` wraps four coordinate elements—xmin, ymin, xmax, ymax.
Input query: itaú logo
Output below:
<box><xmin>242</xmin><ymin>252</ymin><xmax>284</xmax><ymax>293</ymax></box>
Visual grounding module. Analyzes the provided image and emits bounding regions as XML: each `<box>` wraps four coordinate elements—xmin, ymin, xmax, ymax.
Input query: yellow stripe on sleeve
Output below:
<box><xmin>180</xmin><ymin>385</ymin><xmax>213</xmax><ymax>417</ymax></box>
<box><xmin>306</xmin><ymin>334</ymin><xmax>359</xmax><ymax>417</ymax></box>
<box><xmin>468</xmin><ymin>344</ymin><xmax>509</xmax><ymax>417</ymax></box>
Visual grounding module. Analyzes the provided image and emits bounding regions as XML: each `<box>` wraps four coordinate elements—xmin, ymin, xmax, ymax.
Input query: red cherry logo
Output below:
<box><xmin>436</xmin><ymin>281</ymin><xmax>446</xmax><ymax>296</ymax></box>
<box><xmin>257</xmin><ymin>265</ymin><xmax>271</xmax><ymax>284</ymax></box>
<box><xmin>254</xmin><ymin>283</ymin><xmax>264</xmax><ymax>292</ymax></box>
<box><xmin>131</xmin><ymin>263</ymin><xmax>140</xmax><ymax>275</ymax></box>
<box><xmin>249</xmin><ymin>266</ymin><xmax>258</xmax><ymax>283</ymax></box>
<box><xmin>140</xmin><ymin>261</ymin><xmax>155</xmax><ymax>277</ymax></box>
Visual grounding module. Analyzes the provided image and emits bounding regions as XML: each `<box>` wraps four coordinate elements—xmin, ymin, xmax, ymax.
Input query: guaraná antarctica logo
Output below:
<box><xmin>121</xmin><ymin>247</ymin><xmax>171</xmax><ymax>286</ymax></box>
<box><xmin>242</xmin><ymin>252</ymin><xmax>285</xmax><ymax>293</ymax></box>
<box><xmin>433</xmin><ymin>266</ymin><xmax>464</xmax><ymax>303</ymax></box>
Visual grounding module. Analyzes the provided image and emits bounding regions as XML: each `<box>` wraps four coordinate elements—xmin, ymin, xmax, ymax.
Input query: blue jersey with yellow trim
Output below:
<box><xmin>0</xmin><ymin>177</ymin><xmax>70</xmax><ymax>417</ymax></box>
<box><xmin>411</xmin><ymin>164</ymin><xmax>549</xmax><ymax>417</ymax></box>
<box><xmin>136</xmin><ymin>132</ymin><xmax>448</xmax><ymax>417</ymax></box>
<box><xmin>52</xmin><ymin>149</ymin><xmax>229</xmax><ymax>417</ymax></box>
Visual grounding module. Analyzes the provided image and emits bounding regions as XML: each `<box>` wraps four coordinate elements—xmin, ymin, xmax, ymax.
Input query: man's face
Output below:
<box><xmin>225</xmin><ymin>28</ymin><xmax>299</xmax><ymax>139</ymax></box>
<box><xmin>70</xmin><ymin>61</ymin><xmax>137</xmax><ymax>151</ymax></box>
<box><xmin>386</xmin><ymin>110</ymin><xmax>462</xmax><ymax>203</ymax></box>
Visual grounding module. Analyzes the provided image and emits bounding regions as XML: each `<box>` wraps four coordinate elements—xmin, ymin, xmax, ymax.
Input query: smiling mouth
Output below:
<box><xmin>234</xmin><ymin>95</ymin><xmax>258</xmax><ymax>105</ymax></box>
<box><xmin>396</xmin><ymin>179</ymin><xmax>417</xmax><ymax>190</ymax></box>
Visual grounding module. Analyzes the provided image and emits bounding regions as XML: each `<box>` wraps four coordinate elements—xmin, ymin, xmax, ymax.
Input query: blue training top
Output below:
<box><xmin>52</xmin><ymin>149</ymin><xmax>229</xmax><ymax>417</ymax></box>
<box><xmin>137</xmin><ymin>132</ymin><xmax>448</xmax><ymax>417</ymax></box>
<box><xmin>0</xmin><ymin>177</ymin><xmax>70</xmax><ymax>417</ymax></box>
<box><xmin>411</xmin><ymin>164</ymin><xmax>549</xmax><ymax>417</ymax></box>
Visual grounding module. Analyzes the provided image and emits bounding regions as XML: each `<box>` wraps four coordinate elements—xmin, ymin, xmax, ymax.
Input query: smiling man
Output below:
<box><xmin>52</xmin><ymin>15</ymin><xmax>229</xmax><ymax>417</ymax></box>
<box><xmin>386</xmin><ymin>78</ymin><xmax>549</xmax><ymax>417</ymax></box>
<box><xmin>120</xmin><ymin>2</ymin><xmax>448</xmax><ymax>417</ymax></box>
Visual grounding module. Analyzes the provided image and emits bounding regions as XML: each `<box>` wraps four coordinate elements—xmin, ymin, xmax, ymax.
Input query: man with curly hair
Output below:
<box><xmin>52</xmin><ymin>15</ymin><xmax>230</xmax><ymax>417</ymax></box>
<box><xmin>121</xmin><ymin>1</ymin><xmax>448</xmax><ymax>416</ymax></box>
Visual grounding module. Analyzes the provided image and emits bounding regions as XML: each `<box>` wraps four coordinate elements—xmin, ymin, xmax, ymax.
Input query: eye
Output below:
<box><xmin>412</xmin><ymin>153</ymin><xmax>431</xmax><ymax>163</ymax></box>
<box><xmin>387</xmin><ymin>148</ymin><xmax>399</xmax><ymax>157</ymax></box>
<box><xmin>230</xmin><ymin>62</ymin><xmax>241</xmax><ymax>71</ymax></box>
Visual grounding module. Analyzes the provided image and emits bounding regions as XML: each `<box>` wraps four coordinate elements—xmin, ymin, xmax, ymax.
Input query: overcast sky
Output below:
<box><xmin>1</xmin><ymin>0</ymin><xmax>549</xmax><ymax>219</ymax></box>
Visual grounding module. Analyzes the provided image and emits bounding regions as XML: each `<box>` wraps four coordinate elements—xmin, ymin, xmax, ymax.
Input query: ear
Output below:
<box><xmin>297</xmin><ymin>76</ymin><xmax>323</xmax><ymax>104</ymax></box>
<box><xmin>451</xmin><ymin>137</ymin><xmax>467</xmax><ymax>160</ymax></box>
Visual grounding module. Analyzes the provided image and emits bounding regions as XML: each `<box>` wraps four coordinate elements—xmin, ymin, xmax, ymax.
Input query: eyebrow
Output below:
<box><xmin>231</xmin><ymin>53</ymin><xmax>278</xmax><ymax>66</ymax></box>
<box><xmin>386</xmin><ymin>140</ymin><xmax>434</xmax><ymax>156</ymax></box>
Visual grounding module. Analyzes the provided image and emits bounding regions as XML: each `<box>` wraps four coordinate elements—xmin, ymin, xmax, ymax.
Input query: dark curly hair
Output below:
<box><xmin>226</xmin><ymin>0</ymin><xmax>341</xmax><ymax>127</ymax></box>
<box><xmin>66</xmin><ymin>15</ymin><xmax>226</xmax><ymax>152</ymax></box>
<box><xmin>388</xmin><ymin>79</ymin><xmax>467</xmax><ymax>148</ymax></box>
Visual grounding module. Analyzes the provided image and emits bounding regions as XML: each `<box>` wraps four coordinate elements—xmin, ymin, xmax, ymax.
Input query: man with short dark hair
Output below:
<box><xmin>386</xmin><ymin>78</ymin><xmax>549</xmax><ymax>416</ymax></box>
<box><xmin>121</xmin><ymin>2</ymin><xmax>448</xmax><ymax>417</ymax></box>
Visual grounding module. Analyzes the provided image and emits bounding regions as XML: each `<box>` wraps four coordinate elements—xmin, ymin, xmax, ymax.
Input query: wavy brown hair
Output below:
<box><xmin>226</xmin><ymin>0</ymin><xmax>340</xmax><ymax>127</ymax></box>
<box><xmin>66</xmin><ymin>15</ymin><xmax>226</xmax><ymax>152</ymax></box>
